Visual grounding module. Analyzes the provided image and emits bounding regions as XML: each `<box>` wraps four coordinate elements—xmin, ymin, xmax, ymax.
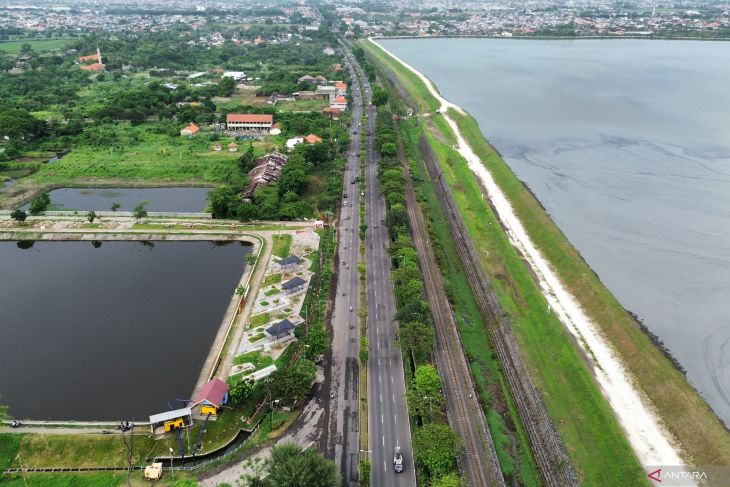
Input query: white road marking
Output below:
<box><xmin>382</xmin><ymin>436</ymin><xmax>385</xmax><ymax>447</ymax></box>
<box><xmin>381</xmin><ymin>414</ymin><xmax>384</xmax><ymax>424</ymax></box>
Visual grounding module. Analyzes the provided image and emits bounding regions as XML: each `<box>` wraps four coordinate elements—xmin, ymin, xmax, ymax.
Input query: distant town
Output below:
<box><xmin>1</xmin><ymin>0</ymin><xmax>728</xmax><ymax>39</ymax></box>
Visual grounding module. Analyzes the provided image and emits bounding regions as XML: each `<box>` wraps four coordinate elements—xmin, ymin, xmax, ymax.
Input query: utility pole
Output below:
<box><xmin>169</xmin><ymin>447</ymin><xmax>174</xmax><ymax>480</ymax></box>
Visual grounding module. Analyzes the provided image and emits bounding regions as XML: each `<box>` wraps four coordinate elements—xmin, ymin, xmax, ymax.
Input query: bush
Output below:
<box><xmin>28</xmin><ymin>192</ymin><xmax>50</xmax><ymax>215</ymax></box>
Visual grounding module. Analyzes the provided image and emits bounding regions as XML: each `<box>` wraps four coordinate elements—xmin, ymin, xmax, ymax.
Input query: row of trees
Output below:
<box><xmin>374</xmin><ymin>104</ymin><xmax>463</xmax><ymax>485</ymax></box>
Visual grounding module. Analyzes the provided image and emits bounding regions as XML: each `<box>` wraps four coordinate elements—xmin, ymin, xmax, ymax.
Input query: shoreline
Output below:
<box><xmin>370</xmin><ymin>38</ymin><xmax>687</xmax><ymax>468</ymax></box>
<box><xmin>0</xmin><ymin>226</ymin><xmax>266</xmax><ymax>424</ymax></box>
<box><xmin>373</xmin><ymin>34</ymin><xmax>730</xmax><ymax>42</ymax></box>
<box><xmin>0</xmin><ymin>178</ymin><xmax>218</xmax><ymax>211</ymax></box>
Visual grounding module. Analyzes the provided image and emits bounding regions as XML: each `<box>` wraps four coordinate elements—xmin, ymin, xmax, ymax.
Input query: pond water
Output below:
<box><xmin>380</xmin><ymin>38</ymin><xmax>730</xmax><ymax>424</ymax></box>
<box><xmin>0</xmin><ymin>240</ymin><xmax>250</xmax><ymax>420</ymax></box>
<box><xmin>23</xmin><ymin>187</ymin><xmax>212</xmax><ymax>212</ymax></box>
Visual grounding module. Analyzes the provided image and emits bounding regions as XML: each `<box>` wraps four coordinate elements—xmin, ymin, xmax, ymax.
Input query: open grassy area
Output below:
<box><xmin>0</xmin><ymin>123</ymin><xmax>282</xmax><ymax>209</ymax></box>
<box><xmin>262</xmin><ymin>273</ymin><xmax>282</xmax><ymax>287</ymax></box>
<box><xmin>1</xmin><ymin>472</ymin><xmax>130</xmax><ymax>486</ymax></box>
<box><xmin>0</xmin><ymin>38</ymin><xmax>69</xmax><ymax>53</ymax></box>
<box><xmin>5</xmin><ymin>408</ymin><xmax>243</xmax><ymax>470</ymax></box>
<box><xmin>271</xmin><ymin>234</ymin><xmax>293</xmax><ymax>258</ymax></box>
<box><xmin>276</xmin><ymin>98</ymin><xmax>329</xmax><ymax>112</ymax></box>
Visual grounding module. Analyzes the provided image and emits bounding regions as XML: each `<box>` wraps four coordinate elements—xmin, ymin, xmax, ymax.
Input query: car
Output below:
<box><xmin>351</xmin><ymin>179</ymin><xmax>356</xmax><ymax>184</ymax></box>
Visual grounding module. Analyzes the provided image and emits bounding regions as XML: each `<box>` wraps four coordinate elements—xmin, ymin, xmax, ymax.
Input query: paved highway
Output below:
<box><xmin>346</xmin><ymin>45</ymin><xmax>417</xmax><ymax>487</ymax></box>
<box><xmin>326</xmin><ymin>51</ymin><xmax>364</xmax><ymax>487</ymax></box>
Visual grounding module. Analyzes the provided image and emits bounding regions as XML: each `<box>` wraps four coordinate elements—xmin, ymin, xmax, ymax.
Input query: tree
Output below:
<box><xmin>269</xmin><ymin>358</ymin><xmax>315</xmax><ymax>407</ymax></box>
<box><xmin>133</xmin><ymin>201</ymin><xmax>148</xmax><ymax>219</ymax></box>
<box><xmin>398</xmin><ymin>321</ymin><xmax>435</xmax><ymax>360</ymax></box>
<box><xmin>87</xmin><ymin>210</ymin><xmax>97</xmax><ymax>223</ymax></box>
<box><xmin>111</xmin><ymin>202</ymin><xmax>121</xmax><ymax>212</ymax></box>
<box><xmin>359</xmin><ymin>459</ymin><xmax>371</xmax><ymax>487</ymax></box>
<box><xmin>0</xmin><ymin>398</ymin><xmax>7</xmax><ymax>423</ymax></box>
<box><xmin>406</xmin><ymin>364</ymin><xmax>445</xmax><ymax>420</ymax></box>
<box><xmin>432</xmin><ymin>473</ymin><xmax>463</xmax><ymax>487</ymax></box>
<box><xmin>412</xmin><ymin>423</ymin><xmax>461</xmax><ymax>480</ymax></box>
<box><xmin>236</xmin><ymin>142</ymin><xmax>256</xmax><ymax>173</ymax></box>
<box><xmin>209</xmin><ymin>186</ymin><xmax>240</xmax><ymax>219</ymax></box>
<box><xmin>229</xmin><ymin>377</ymin><xmax>253</xmax><ymax>406</ymax></box>
<box><xmin>28</xmin><ymin>192</ymin><xmax>50</xmax><ymax>215</ymax></box>
<box><xmin>380</xmin><ymin>142</ymin><xmax>397</xmax><ymax>159</ymax></box>
<box><xmin>267</xmin><ymin>442</ymin><xmax>340</xmax><ymax>487</ymax></box>
<box><xmin>10</xmin><ymin>208</ymin><xmax>27</xmax><ymax>222</ymax></box>
<box><xmin>372</xmin><ymin>87</ymin><xmax>389</xmax><ymax>106</ymax></box>
<box><xmin>218</xmin><ymin>76</ymin><xmax>236</xmax><ymax>97</ymax></box>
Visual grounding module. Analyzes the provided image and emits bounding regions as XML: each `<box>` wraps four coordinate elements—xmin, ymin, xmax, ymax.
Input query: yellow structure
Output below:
<box><xmin>164</xmin><ymin>417</ymin><xmax>185</xmax><ymax>432</ymax></box>
<box><xmin>200</xmin><ymin>405</ymin><xmax>218</xmax><ymax>416</ymax></box>
<box><xmin>149</xmin><ymin>407</ymin><xmax>192</xmax><ymax>434</ymax></box>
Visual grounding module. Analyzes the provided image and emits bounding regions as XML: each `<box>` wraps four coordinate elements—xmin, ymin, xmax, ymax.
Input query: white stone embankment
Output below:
<box><xmin>371</xmin><ymin>39</ymin><xmax>688</xmax><ymax>471</ymax></box>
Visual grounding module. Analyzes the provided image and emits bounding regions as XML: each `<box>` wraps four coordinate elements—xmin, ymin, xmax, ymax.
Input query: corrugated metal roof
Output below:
<box><xmin>149</xmin><ymin>407</ymin><xmax>192</xmax><ymax>424</ymax></box>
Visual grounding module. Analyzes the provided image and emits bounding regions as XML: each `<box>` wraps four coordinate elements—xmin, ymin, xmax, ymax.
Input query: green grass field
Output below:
<box><xmin>272</xmin><ymin>234</ymin><xmax>293</xmax><ymax>258</ymax></box>
<box><xmin>2</xmin><ymin>408</ymin><xmax>242</xmax><ymax>470</ymax></box>
<box><xmin>0</xmin><ymin>39</ymin><xmax>69</xmax><ymax>53</ymax></box>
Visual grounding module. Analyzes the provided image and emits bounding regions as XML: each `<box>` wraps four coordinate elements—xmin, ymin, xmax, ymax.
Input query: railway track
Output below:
<box><xmin>398</xmin><ymin>133</ymin><xmax>505</xmax><ymax>487</ymax></box>
<box><xmin>417</xmin><ymin>135</ymin><xmax>578</xmax><ymax>487</ymax></box>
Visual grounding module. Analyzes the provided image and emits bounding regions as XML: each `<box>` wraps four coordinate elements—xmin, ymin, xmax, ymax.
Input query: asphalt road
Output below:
<box><xmin>326</xmin><ymin>53</ymin><xmax>364</xmax><ymax>487</ymax></box>
<box><xmin>347</xmin><ymin>47</ymin><xmax>417</xmax><ymax>487</ymax></box>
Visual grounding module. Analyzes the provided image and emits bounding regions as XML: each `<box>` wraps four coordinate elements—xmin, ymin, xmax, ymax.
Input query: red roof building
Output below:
<box><xmin>180</xmin><ymin>123</ymin><xmax>200</xmax><ymax>136</ymax></box>
<box><xmin>191</xmin><ymin>379</ymin><xmax>230</xmax><ymax>419</ymax></box>
<box><xmin>226</xmin><ymin>113</ymin><xmax>274</xmax><ymax>131</ymax></box>
<box><xmin>304</xmin><ymin>134</ymin><xmax>323</xmax><ymax>144</ymax></box>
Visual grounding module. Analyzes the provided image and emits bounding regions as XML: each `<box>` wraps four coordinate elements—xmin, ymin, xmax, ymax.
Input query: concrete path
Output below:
<box><xmin>199</xmin><ymin>373</ymin><xmax>327</xmax><ymax>487</ymax></box>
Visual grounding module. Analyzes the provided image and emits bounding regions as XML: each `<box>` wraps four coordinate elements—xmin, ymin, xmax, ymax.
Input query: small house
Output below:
<box><xmin>213</xmin><ymin>142</ymin><xmax>222</xmax><ymax>151</ymax></box>
<box><xmin>191</xmin><ymin>378</ymin><xmax>230</xmax><ymax>419</ymax></box>
<box><xmin>277</xmin><ymin>255</ymin><xmax>301</xmax><ymax>271</ymax></box>
<box><xmin>286</xmin><ymin>136</ymin><xmax>304</xmax><ymax>151</ymax></box>
<box><xmin>304</xmin><ymin>134</ymin><xmax>323</xmax><ymax>144</ymax></box>
<box><xmin>269</xmin><ymin>122</ymin><xmax>282</xmax><ymax>136</ymax></box>
<box><xmin>323</xmin><ymin>107</ymin><xmax>341</xmax><ymax>120</ymax></box>
<box><xmin>331</xmin><ymin>96</ymin><xmax>347</xmax><ymax>111</ymax></box>
<box><xmin>180</xmin><ymin>123</ymin><xmax>200</xmax><ymax>136</ymax></box>
<box><xmin>282</xmin><ymin>276</ymin><xmax>307</xmax><ymax>295</ymax></box>
<box><xmin>149</xmin><ymin>407</ymin><xmax>192</xmax><ymax>434</ymax></box>
<box><xmin>228</xmin><ymin>142</ymin><xmax>239</xmax><ymax>152</ymax></box>
<box><xmin>266</xmin><ymin>319</ymin><xmax>295</xmax><ymax>340</ymax></box>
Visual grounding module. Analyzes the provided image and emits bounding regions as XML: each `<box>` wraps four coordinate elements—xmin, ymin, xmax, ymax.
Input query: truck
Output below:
<box><xmin>393</xmin><ymin>446</ymin><xmax>403</xmax><ymax>473</ymax></box>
